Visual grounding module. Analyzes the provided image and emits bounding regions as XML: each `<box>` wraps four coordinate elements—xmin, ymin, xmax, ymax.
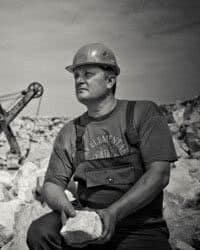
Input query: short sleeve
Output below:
<box><xmin>44</xmin><ymin>122</ymin><xmax>75</xmax><ymax>189</ymax></box>
<box><xmin>135</xmin><ymin>101</ymin><xmax>177</xmax><ymax>165</ymax></box>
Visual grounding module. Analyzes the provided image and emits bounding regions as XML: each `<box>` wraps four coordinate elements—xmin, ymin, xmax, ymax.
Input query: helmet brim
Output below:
<box><xmin>65</xmin><ymin>65</ymin><xmax>74</xmax><ymax>73</ymax></box>
<box><xmin>65</xmin><ymin>62</ymin><xmax>120</xmax><ymax>76</ymax></box>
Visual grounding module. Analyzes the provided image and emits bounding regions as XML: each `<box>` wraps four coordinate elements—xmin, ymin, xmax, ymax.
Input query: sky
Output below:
<box><xmin>0</xmin><ymin>0</ymin><xmax>200</xmax><ymax>118</ymax></box>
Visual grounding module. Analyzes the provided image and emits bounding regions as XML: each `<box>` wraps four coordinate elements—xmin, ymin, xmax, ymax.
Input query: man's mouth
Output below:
<box><xmin>77</xmin><ymin>87</ymin><xmax>88</xmax><ymax>91</ymax></box>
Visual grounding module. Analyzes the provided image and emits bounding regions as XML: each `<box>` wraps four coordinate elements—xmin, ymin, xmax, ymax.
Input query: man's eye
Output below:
<box><xmin>74</xmin><ymin>73</ymin><xmax>79</xmax><ymax>79</ymax></box>
<box><xmin>85</xmin><ymin>72</ymin><xmax>93</xmax><ymax>78</ymax></box>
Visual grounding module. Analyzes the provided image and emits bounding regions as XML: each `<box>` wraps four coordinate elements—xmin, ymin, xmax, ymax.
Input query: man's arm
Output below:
<box><xmin>96</xmin><ymin>101</ymin><xmax>177</xmax><ymax>243</ymax></box>
<box><xmin>96</xmin><ymin>161</ymin><xmax>170</xmax><ymax>244</ymax></box>
<box><xmin>42</xmin><ymin>122</ymin><xmax>77</xmax><ymax>219</ymax></box>
<box><xmin>42</xmin><ymin>182</ymin><xmax>76</xmax><ymax>217</ymax></box>
<box><xmin>109</xmin><ymin>161</ymin><xmax>170</xmax><ymax>220</ymax></box>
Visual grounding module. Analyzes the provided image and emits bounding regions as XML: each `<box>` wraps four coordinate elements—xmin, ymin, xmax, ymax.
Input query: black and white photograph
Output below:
<box><xmin>0</xmin><ymin>1</ymin><xmax>200</xmax><ymax>249</ymax></box>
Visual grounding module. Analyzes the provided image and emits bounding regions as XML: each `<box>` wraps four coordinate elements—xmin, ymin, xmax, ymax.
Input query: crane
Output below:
<box><xmin>0</xmin><ymin>82</ymin><xmax>44</xmax><ymax>161</ymax></box>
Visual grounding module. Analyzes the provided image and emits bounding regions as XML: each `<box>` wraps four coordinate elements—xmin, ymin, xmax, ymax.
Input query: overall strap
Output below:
<box><xmin>73</xmin><ymin>114</ymin><xmax>90</xmax><ymax>165</ymax></box>
<box><xmin>125</xmin><ymin>101</ymin><xmax>140</xmax><ymax>147</ymax></box>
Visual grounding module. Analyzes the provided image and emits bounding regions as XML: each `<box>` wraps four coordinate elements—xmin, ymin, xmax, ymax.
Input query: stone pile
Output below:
<box><xmin>160</xmin><ymin>95</ymin><xmax>200</xmax><ymax>159</ymax></box>
<box><xmin>0</xmin><ymin>95</ymin><xmax>199</xmax><ymax>249</ymax></box>
<box><xmin>0</xmin><ymin>116</ymin><xmax>69</xmax><ymax>168</ymax></box>
<box><xmin>0</xmin><ymin>160</ymin><xmax>50</xmax><ymax>249</ymax></box>
<box><xmin>0</xmin><ymin>160</ymin><xmax>75</xmax><ymax>250</ymax></box>
<box><xmin>161</xmin><ymin>95</ymin><xmax>200</xmax><ymax>250</ymax></box>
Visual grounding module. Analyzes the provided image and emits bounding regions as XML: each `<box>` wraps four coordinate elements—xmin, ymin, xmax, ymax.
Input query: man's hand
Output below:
<box><xmin>43</xmin><ymin>182</ymin><xmax>76</xmax><ymax>224</ymax></box>
<box><xmin>61</xmin><ymin>204</ymin><xmax>76</xmax><ymax>225</ymax></box>
<box><xmin>62</xmin><ymin>207</ymin><xmax>116</xmax><ymax>248</ymax></box>
<box><xmin>95</xmin><ymin>207</ymin><xmax>117</xmax><ymax>244</ymax></box>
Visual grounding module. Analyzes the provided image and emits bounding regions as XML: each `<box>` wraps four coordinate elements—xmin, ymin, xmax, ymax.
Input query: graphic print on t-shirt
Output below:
<box><xmin>86</xmin><ymin>131</ymin><xmax>129</xmax><ymax>159</ymax></box>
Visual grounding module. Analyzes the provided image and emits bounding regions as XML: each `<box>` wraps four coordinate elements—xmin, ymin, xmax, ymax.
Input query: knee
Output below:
<box><xmin>26</xmin><ymin>221</ymin><xmax>42</xmax><ymax>245</ymax></box>
<box><xmin>26</xmin><ymin>212</ymin><xmax>62</xmax><ymax>249</ymax></box>
<box><xmin>27</xmin><ymin>219</ymin><xmax>46</xmax><ymax>247</ymax></box>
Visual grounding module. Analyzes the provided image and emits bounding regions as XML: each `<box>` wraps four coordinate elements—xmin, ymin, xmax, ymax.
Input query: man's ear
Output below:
<box><xmin>106</xmin><ymin>76</ymin><xmax>116</xmax><ymax>89</ymax></box>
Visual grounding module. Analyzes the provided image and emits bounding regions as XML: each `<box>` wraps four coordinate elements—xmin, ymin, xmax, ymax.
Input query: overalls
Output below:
<box><xmin>26</xmin><ymin>101</ymin><xmax>171</xmax><ymax>250</ymax></box>
<box><xmin>73</xmin><ymin>101</ymin><xmax>164</xmax><ymax>227</ymax></box>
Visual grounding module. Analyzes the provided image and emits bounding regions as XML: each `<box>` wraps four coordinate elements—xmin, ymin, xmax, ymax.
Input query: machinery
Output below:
<box><xmin>0</xmin><ymin>82</ymin><xmax>44</xmax><ymax>162</ymax></box>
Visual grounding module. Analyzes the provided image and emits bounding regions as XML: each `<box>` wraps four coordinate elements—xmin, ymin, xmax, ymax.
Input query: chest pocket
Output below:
<box><xmin>85</xmin><ymin>164</ymin><xmax>134</xmax><ymax>188</ymax></box>
<box><xmin>74</xmin><ymin>153</ymin><xmax>143</xmax><ymax>188</ymax></box>
<box><xmin>74</xmin><ymin>153</ymin><xmax>143</xmax><ymax>208</ymax></box>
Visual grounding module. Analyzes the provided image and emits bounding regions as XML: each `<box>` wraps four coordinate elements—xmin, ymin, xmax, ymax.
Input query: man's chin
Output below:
<box><xmin>76</xmin><ymin>94</ymin><xmax>90</xmax><ymax>103</ymax></box>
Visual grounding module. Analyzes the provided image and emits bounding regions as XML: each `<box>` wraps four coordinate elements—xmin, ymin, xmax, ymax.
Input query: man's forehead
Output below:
<box><xmin>74</xmin><ymin>65</ymin><xmax>104</xmax><ymax>73</ymax></box>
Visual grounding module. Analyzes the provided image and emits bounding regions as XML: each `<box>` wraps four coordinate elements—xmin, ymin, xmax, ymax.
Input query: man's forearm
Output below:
<box><xmin>42</xmin><ymin>182</ymin><xmax>71</xmax><ymax>213</ymax></box>
<box><xmin>108</xmin><ymin>162</ymin><xmax>170</xmax><ymax>222</ymax></box>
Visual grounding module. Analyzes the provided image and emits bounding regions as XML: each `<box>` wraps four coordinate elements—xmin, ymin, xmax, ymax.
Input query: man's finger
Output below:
<box><xmin>64</xmin><ymin>203</ymin><xmax>76</xmax><ymax>217</ymax></box>
<box><xmin>61</xmin><ymin>210</ymin><xmax>67</xmax><ymax>225</ymax></box>
<box><xmin>95</xmin><ymin>210</ymin><xmax>111</xmax><ymax>244</ymax></box>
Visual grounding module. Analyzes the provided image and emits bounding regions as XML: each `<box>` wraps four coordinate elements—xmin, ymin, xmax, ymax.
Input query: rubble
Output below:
<box><xmin>0</xmin><ymin>199</ymin><xmax>21</xmax><ymax>248</ymax></box>
<box><xmin>0</xmin><ymin>171</ymin><xmax>13</xmax><ymax>188</ymax></box>
<box><xmin>0</xmin><ymin>117</ymin><xmax>69</xmax><ymax>168</ymax></box>
<box><xmin>11</xmin><ymin>162</ymin><xmax>42</xmax><ymax>203</ymax></box>
<box><xmin>175</xmin><ymin>240</ymin><xmax>195</xmax><ymax>250</ymax></box>
<box><xmin>1</xmin><ymin>201</ymin><xmax>51</xmax><ymax>250</ymax></box>
<box><xmin>162</xmin><ymin>95</ymin><xmax>200</xmax><ymax>159</ymax></box>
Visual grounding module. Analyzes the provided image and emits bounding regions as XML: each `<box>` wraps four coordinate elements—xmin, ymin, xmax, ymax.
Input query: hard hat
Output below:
<box><xmin>66</xmin><ymin>43</ymin><xmax>120</xmax><ymax>75</ymax></box>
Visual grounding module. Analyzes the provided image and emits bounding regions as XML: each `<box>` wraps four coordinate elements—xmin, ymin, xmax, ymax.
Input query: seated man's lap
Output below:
<box><xmin>27</xmin><ymin>212</ymin><xmax>171</xmax><ymax>250</ymax></box>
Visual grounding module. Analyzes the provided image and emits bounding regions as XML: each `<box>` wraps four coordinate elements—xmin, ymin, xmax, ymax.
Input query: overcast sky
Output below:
<box><xmin>0</xmin><ymin>0</ymin><xmax>200</xmax><ymax>118</ymax></box>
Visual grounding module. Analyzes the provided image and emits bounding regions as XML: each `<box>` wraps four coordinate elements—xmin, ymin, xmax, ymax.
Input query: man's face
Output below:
<box><xmin>73</xmin><ymin>65</ymin><xmax>109</xmax><ymax>103</ymax></box>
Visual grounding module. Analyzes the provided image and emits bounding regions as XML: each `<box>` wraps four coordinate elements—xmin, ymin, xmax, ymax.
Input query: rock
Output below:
<box><xmin>0</xmin><ymin>183</ymin><xmax>11</xmax><ymax>202</ymax></box>
<box><xmin>188</xmin><ymin>160</ymin><xmax>200</xmax><ymax>182</ymax></box>
<box><xmin>10</xmin><ymin>159</ymin><xmax>51</xmax><ymax>203</ymax></box>
<box><xmin>191</xmin><ymin>151</ymin><xmax>200</xmax><ymax>159</ymax></box>
<box><xmin>173</xmin><ymin>107</ymin><xmax>185</xmax><ymax>127</ymax></box>
<box><xmin>6</xmin><ymin>153</ymin><xmax>20</xmax><ymax>170</ymax></box>
<box><xmin>26</xmin><ymin>142</ymin><xmax>53</xmax><ymax>165</ymax></box>
<box><xmin>0</xmin><ymin>170</ymin><xmax>13</xmax><ymax>187</ymax></box>
<box><xmin>11</xmin><ymin>162</ymin><xmax>38</xmax><ymax>202</ymax></box>
<box><xmin>0</xmin><ymin>199</ymin><xmax>21</xmax><ymax>248</ymax></box>
<box><xmin>0</xmin><ymin>158</ymin><xmax>7</xmax><ymax>168</ymax></box>
<box><xmin>185</xmin><ymin>122</ymin><xmax>200</xmax><ymax>154</ymax></box>
<box><xmin>189</xmin><ymin>110</ymin><xmax>200</xmax><ymax>124</ymax></box>
<box><xmin>173</xmin><ymin>137</ymin><xmax>189</xmax><ymax>159</ymax></box>
<box><xmin>164</xmin><ymin>158</ymin><xmax>200</xmax><ymax>248</ymax></box>
<box><xmin>35</xmin><ymin>158</ymin><xmax>49</xmax><ymax>185</ymax></box>
<box><xmin>164</xmin><ymin>190</ymin><xmax>200</xmax><ymax>248</ymax></box>
<box><xmin>39</xmin><ymin>157</ymin><xmax>50</xmax><ymax>170</ymax></box>
<box><xmin>1</xmin><ymin>201</ymin><xmax>51</xmax><ymax>250</ymax></box>
<box><xmin>175</xmin><ymin>240</ymin><xmax>195</xmax><ymax>250</ymax></box>
<box><xmin>165</xmin><ymin>159</ymin><xmax>200</xmax><ymax>206</ymax></box>
<box><xmin>169</xmin><ymin>123</ymin><xmax>180</xmax><ymax>135</ymax></box>
<box><xmin>31</xmin><ymin>157</ymin><xmax>50</xmax><ymax>203</ymax></box>
<box><xmin>60</xmin><ymin>210</ymin><xmax>102</xmax><ymax>246</ymax></box>
<box><xmin>0</xmin><ymin>184</ymin><xmax>5</xmax><ymax>201</ymax></box>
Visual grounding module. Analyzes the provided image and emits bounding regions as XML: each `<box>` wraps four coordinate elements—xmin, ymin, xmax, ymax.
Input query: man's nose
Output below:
<box><xmin>76</xmin><ymin>75</ymin><xmax>85</xmax><ymax>85</ymax></box>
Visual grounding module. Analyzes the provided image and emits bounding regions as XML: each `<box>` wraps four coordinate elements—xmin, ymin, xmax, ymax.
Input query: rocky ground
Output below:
<box><xmin>0</xmin><ymin>96</ymin><xmax>200</xmax><ymax>250</ymax></box>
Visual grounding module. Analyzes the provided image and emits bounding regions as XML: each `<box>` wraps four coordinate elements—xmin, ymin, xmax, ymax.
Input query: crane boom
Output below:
<box><xmin>5</xmin><ymin>82</ymin><xmax>43</xmax><ymax>124</ymax></box>
<box><xmin>0</xmin><ymin>82</ymin><xmax>44</xmax><ymax>157</ymax></box>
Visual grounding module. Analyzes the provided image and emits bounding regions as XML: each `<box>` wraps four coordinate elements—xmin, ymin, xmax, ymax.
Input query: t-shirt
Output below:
<box><xmin>45</xmin><ymin>99</ymin><xmax>177</xmax><ymax>188</ymax></box>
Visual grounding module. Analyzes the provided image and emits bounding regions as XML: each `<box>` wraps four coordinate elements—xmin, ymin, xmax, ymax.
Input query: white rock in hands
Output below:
<box><xmin>60</xmin><ymin>210</ymin><xmax>103</xmax><ymax>245</ymax></box>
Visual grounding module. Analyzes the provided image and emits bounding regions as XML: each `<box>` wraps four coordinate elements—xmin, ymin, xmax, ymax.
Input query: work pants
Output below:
<box><xmin>27</xmin><ymin>211</ymin><xmax>172</xmax><ymax>250</ymax></box>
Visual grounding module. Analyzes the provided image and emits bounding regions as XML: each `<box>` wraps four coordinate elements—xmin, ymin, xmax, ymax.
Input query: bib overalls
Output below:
<box><xmin>27</xmin><ymin>101</ymin><xmax>172</xmax><ymax>250</ymax></box>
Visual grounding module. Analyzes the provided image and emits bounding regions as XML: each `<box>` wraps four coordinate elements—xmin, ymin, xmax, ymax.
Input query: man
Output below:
<box><xmin>27</xmin><ymin>43</ymin><xmax>177</xmax><ymax>250</ymax></box>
